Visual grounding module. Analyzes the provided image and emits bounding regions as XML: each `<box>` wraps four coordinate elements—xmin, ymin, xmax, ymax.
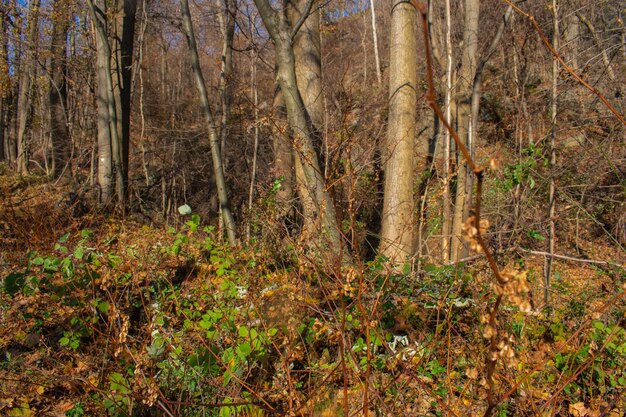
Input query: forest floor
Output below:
<box><xmin>1</xmin><ymin>169</ymin><xmax>625</xmax><ymax>417</ymax></box>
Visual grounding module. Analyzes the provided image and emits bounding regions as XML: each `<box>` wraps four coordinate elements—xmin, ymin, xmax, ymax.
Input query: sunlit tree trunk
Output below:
<box><xmin>16</xmin><ymin>0</ymin><xmax>41</xmax><ymax>175</ymax></box>
<box><xmin>380</xmin><ymin>0</ymin><xmax>418</xmax><ymax>264</ymax></box>
<box><xmin>180</xmin><ymin>0</ymin><xmax>237</xmax><ymax>246</ymax></box>
<box><xmin>50</xmin><ymin>0</ymin><xmax>70</xmax><ymax>178</ymax></box>
<box><xmin>369</xmin><ymin>0</ymin><xmax>382</xmax><ymax>86</ymax></box>
<box><xmin>287</xmin><ymin>0</ymin><xmax>327</xmax><ymax>238</ymax></box>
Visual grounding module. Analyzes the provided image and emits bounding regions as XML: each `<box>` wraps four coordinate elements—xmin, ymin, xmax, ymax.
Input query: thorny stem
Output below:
<box><xmin>410</xmin><ymin>1</ymin><xmax>512</xmax><ymax>414</ymax></box>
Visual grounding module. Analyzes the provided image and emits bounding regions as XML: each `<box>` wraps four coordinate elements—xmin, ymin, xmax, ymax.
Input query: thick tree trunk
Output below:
<box><xmin>271</xmin><ymin>85</ymin><xmax>295</xmax><ymax>218</ymax></box>
<box><xmin>380</xmin><ymin>0</ymin><xmax>418</xmax><ymax>264</ymax></box>
<box><xmin>254</xmin><ymin>0</ymin><xmax>346</xmax><ymax>262</ymax></box>
<box><xmin>50</xmin><ymin>0</ymin><xmax>70</xmax><ymax>178</ymax></box>
<box><xmin>117</xmin><ymin>0</ymin><xmax>138</xmax><ymax>192</ymax></box>
<box><xmin>95</xmin><ymin>32</ymin><xmax>113</xmax><ymax>204</ymax></box>
<box><xmin>288</xmin><ymin>0</ymin><xmax>327</xmax><ymax>238</ymax></box>
<box><xmin>180</xmin><ymin>0</ymin><xmax>237</xmax><ymax>247</ymax></box>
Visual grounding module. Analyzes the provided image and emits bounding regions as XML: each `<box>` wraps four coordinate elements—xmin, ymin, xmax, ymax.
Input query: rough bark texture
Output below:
<box><xmin>180</xmin><ymin>0</ymin><xmax>237</xmax><ymax>247</ymax></box>
<box><xmin>380</xmin><ymin>0</ymin><xmax>418</xmax><ymax>264</ymax></box>
<box><xmin>450</xmin><ymin>0</ymin><xmax>479</xmax><ymax>262</ymax></box>
<box><xmin>49</xmin><ymin>0</ymin><xmax>70</xmax><ymax>178</ymax></box>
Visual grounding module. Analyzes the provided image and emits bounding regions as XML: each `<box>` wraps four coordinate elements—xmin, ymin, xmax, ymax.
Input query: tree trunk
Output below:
<box><xmin>254</xmin><ymin>0</ymin><xmax>346</xmax><ymax>262</ymax></box>
<box><xmin>50</xmin><ymin>0</ymin><xmax>70</xmax><ymax>178</ymax></box>
<box><xmin>369</xmin><ymin>0</ymin><xmax>382</xmax><ymax>86</ymax></box>
<box><xmin>0</xmin><ymin>7</ymin><xmax>8</xmax><ymax>162</ymax></box>
<box><xmin>218</xmin><ymin>0</ymin><xmax>235</xmax><ymax>157</ymax></box>
<box><xmin>271</xmin><ymin>85</ymin><xmax>295</xmax><ymax>219</ymax></box>
<box><xmin>116</xmin><ymin>0</ymin><xmax>138</xmax><ymax>194</ymax></box>
<box><xmin>180</xmin><ymin>0</ymin><xmax>237</xmax><ymax>247</ymax></box>
<box><xmin>450</xmin><ymin>0</ymin><xmax>479</xmax><ymax>262</ymax></box>
<box><xmin>88</xmin><ymin>0</ymin><xmax>123</xmax><ymax>206</ymax></box>
<box><xmin>546</xmin><ymin>0</ymin><xmax>559</xmax><ymax>304</ymax></box>
<box><xmin>380</xmin><ymin>0</ymin><xmax>418</xmax><ymax>264</ymax></box>
<box><xmin>288</xmin><ymin>0</ymin><xmax>327</xmax><ymax>238</ymax></box>
<box><xmin>16</xmin><ymin>0</ymin><xmax>41</xmax><ymax>175</ymax></box>
<box><xmin>441</xmin><ymin>0</ymin><xmax>453</xmax><ymax>263</ymax></box>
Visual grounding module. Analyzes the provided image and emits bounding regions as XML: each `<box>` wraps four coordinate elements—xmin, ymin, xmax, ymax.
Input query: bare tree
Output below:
<box><xmin>254</xmin><ymin>0</ymin><xmax>346</xmax><ymax>261</ymax></box>
<box><xmin>180</xmin><ymin>0</ymin><xmax>237</xmax><ymax>246</ymax></box>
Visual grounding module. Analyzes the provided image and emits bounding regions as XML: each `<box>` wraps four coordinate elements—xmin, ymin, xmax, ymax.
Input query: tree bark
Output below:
<box><xmin>380</xmin><ymin>0</ymin><xmax>418</xmax><ymax>264</ymax></box>
<box><xmin>16</xmin><ymin>0</ymin><xmax>41</xmax><ymax>175</ymax></box>
<box><xmin>180</xmin><ymin>0</ymin><xmax>237</xmax><ymax>247</ymax></box>
<box><xmin>49</xmin><ymin>0</ymin><xmax>70</xmax><ymax>178</ymax></box>
<box><xmin>254</xmin><ymin>0</ymin><xmax>346</xmax><ymax>262</ymax></box>
<box><xmin>88</xmin><ymin>0</ymin><xmax>123</xmax><ymax>206</ymax></box>
<box><xmin>450</xmin><ymin>0</ymin><xmax>479</xmax><ymax>262</ymax></box>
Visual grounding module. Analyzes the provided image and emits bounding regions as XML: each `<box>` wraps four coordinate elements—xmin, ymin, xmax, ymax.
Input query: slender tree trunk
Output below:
<box><xmin>369</xmin><ymin>0</ymin><xmax>382</xmax><ymax>86</ymax></box>
<box><xmin>218</xmin><ymin>0</ymin><xmax>235</xmax><ymax>157</ymax></box>
<box><xmin>50</xmin><ymin>0</ymin><xmax>70</xmax><ymax>178</ymax></box>
<box><xmin>450</xmin><ymin>0</ymin><xmax>479</xmax><ymax>262</ymax></box>
<box><xmin>380</xmin><ymin>0</ymin><xmax>418</xmax><ymax>264</ymax></box>
<box><xmin>16</xmin><ymin>0</ymin><xmax>41</xmax><ymax>175</ymax></box>
<box><xmin>180</xmin><ymin>0</ymin><xmax>237</xmax><ymax>247</ymax></box>
<box><xmin>0</xmin><ymin>7</ymin><xmax>8</xmax><ymax>162</ymax></box>
<box><xmin>441</xmin><ymin>0</ymin><xmax>452</xmax><ymax>263</ymax></box>
<box><xmin>546</xmin><ymin>0</ymin><xmax>559</xmax><ymax>304</ymax></box>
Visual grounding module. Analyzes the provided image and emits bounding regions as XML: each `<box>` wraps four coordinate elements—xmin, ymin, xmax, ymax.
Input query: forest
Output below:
<box><xmin>0</xmin><ymin>0</ymin><xmax>625</xmax><ymax>415</ymax></box>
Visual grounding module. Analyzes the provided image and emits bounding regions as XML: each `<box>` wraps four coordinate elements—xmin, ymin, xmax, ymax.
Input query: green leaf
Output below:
<box><xmin>236</xmin><ymin>342</ymin><xmax>252</xmax><ymax>360</ymax></box>
<box><xmin>59</xmin><ymin>233</ymin><xmax>70</xmax><ymax>243</ymax></box>
<box><xmin>73</xmin><ymin>246</ymin><xmax>84</xmax><ymax>260</ymax></box>
<box><xmin>80</xmin><ymin>229</ymin><xmax>93</xmax><ymax>239</ymax></box>
<box><xmin>98</xmin><ymin>301</ymin><xmax>109</xmax><ymax>313</ymax></box>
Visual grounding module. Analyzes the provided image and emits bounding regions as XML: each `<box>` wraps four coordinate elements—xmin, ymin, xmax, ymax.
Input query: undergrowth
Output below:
<box><xmin>1</xmin><ymin>176</ymin><xmax>625</xmax><ymax>416</ymax></box>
